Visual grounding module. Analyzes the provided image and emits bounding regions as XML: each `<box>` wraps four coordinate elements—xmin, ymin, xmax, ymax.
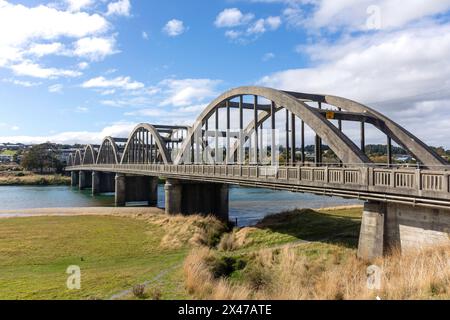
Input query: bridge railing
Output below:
<box><xmin>66</xmin><ymin>164</ymin><xmax>450</xmax><ymax>201</ymax></box>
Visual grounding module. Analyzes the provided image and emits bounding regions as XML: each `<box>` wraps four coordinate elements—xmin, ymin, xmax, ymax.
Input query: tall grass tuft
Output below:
<box><xmin>184</xmin><ymin>245</ymin><xmax>450</xmax><ymax>300</ymax></box>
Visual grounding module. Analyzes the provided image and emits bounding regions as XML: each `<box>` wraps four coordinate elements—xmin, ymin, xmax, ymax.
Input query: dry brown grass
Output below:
<box><xmin>0</xmin><ymin>172</ymin><xmax>70</xmax><ymax>185</ymax></box>
<box><xmin>184</xmin><ymin>245</ymin><xmax>450</xmax><ymax>300</ymax></box>
<box><xmin>141</xmin><ymin>213</ymin><xmax>227</xmax><ymax>249</ymax></box>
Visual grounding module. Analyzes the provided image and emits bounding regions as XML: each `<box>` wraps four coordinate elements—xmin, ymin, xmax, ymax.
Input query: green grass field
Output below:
<box><xmin>0</xmin><ymin>216</ymin><xmax>189</xmax><ymax>300</ymax></box>
<box><xmin>0</xmin><ymin>207</ymin><xmax>365</xmax><ymax>300</ymax></box>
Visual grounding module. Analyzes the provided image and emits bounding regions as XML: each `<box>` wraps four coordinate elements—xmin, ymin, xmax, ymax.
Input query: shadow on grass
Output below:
<box><xmin>254</xmin><ymin>208</ymin><xmax>362</xmax><ymax>249</ymax></box>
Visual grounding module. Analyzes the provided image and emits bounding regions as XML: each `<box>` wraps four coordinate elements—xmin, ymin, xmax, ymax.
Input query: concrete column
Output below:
<box><xmin>71</xmin><ymin>171</ymin><xmax>79</xmax><ymax>187</ymax></box>
<box><xmin>78</xmin><ymin>171</ymin><xmax>92</xmax><ymax>190</ymax></box>
<box><xmin>384</xmin><ymin>202</ymin><xmax>450</xmax><ymax>252</ymax></box>
<box><xmin>92</xmin><ymin>171</ymin><xmax>100</xmax><ymax>195</ymax></box>
<box><xmin>357</xmin><ymin>201</ymin><xmax>386</xmax><ymax>261</ymax></box>
<box><xmin>217</xmin><ymin>184</ymin><xmax>229</xmax><ymax>222</ymax></box>
<box><xmin>149</xmin><ymin>177</ymin><xmax>158</xmax><ymax>206</ymax></box>
<box><xmin>115</xmin><ymin>173</ymin><xmax>126</xmax><ymax>206</ymax></box>
<box><xmin>115</xmin><ymin>174</ymin><xmax>158</xmax><ymax>206</ymax></box>
<box><xmin>93</xmin><ymin>172</ymin><xmax>115</xmax><ymax>195</ymax></box>
<box><xmin>164</xmin><ymin>179</ymin><xmax>229</xmax><ymax>222</ymax></box>
<box><xmin>165</xmin><ymin>179</ymin><xmax>182</xmax><ymax>215</ymax></box>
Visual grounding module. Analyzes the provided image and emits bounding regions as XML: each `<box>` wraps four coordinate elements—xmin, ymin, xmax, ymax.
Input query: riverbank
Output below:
<box><xmin>1</xmin><ymin>205</ymin><xmax>447</xmax><ymax>300</ymax></box>
<box><xmin>0</xmin><ymin>209</ymin><xmax>226</xmax><ymax>300</ymax></box>
<box><xmin>0</xmin><ymin>172</ymin><xmax>70</xmax><ymax>186</ymax></box>
<box><xmin>185</xmin><ymin>207</ymin><xmax>450</xmax><ymax>300</ymax></box>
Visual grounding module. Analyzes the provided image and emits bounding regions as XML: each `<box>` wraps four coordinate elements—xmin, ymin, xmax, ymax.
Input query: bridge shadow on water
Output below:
<box><xmin>253</xmin><ymin>208</ymin><xmax>363</xmax><ymax>249</ymax></box>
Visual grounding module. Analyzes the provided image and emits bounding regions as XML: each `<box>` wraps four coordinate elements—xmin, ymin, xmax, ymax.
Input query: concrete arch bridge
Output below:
<box><xmin>66</xmin><ymin>86</ymin><xmax>450</xmax><ymax>259</ymax></box>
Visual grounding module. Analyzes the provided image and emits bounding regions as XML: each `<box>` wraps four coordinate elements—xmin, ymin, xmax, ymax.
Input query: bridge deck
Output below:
<box><xmin>67</xmin><ymin>164</ymin><xmax>450</xmax><ymax>209</ymax></box>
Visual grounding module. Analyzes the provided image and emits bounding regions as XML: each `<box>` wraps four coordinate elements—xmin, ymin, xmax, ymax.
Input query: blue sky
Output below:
<box><xmin>1</xmin><ymin>0</ymin><xmax>450</xmax><ymax>147</ymax></box>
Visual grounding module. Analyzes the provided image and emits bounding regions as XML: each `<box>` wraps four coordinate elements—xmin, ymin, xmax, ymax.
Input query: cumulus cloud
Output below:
<box><xmin>2</xmin><ymin>78</ymin><xmax>41</xmax><ymax>87</ymax></box>
<box><xmin>106</xmin><ymin>0</ymin><xmax>131</xmax><ymax>17</ymax></box>
<box><xmin>66</xmin><ymin>0</ymin><xmax>94</xmax><ymax>13</ymax></box>
<box><xmin>215</xmin><ymin>7</ymin><xmax>280</xmax><ymax>41</ymax></box>
<box><xmin>259</xmin><ymin>22</ymin><xmax>450</xmax><ymax>146</ymax></box>
<box><xmin>163</xmin><ymin>19</ymin><xmax>187</xmax><ymax>37</ymax></box>
<box><xmin>10</xmin><ymin>61</ymin><xmax>82</xmax><ymax>79</ymax></box>
<box><xmin>159</xmin><ymin>78</ymin><xmax>222</xmax><ymax>107</ymax></box>
<box><xmin>73</xmin><ymin>36</ymin><xmax>117</xmax><ymax>61</ymax></box>
<box><xmin>82</xmin><ymin>75</ymin><xmax>145</xmax><ymax>91</ymax></box>
<box><xmin>0</xmin><ymin>122</ymin><xmax>137</xmax><ymax>145</ymax></box>
<box><xmin>28</xmin><ymin>42</ymin><xmax>64</xmax><ymax>57</ymax></box>
<box><xmin>0</xmin><ymin>1</ymin><xmax>124</xmax><ymax>80</ymax></box>
<box><xmin>215</xmin><ymin>8</ymin><xmax>254</xmax><ymax>28</ymax></box>
<box><xmin>307</xmin><ymin>0</ymin><xmax>450</xmax><ymax>31</ymax></box>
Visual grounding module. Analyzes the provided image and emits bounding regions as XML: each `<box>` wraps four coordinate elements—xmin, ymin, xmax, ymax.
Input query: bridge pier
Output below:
<box><xmin>164</xmin><ymin>179</ymin><xmax>229</xmax><ymax>222</ymax></box>
<box><xmin>79</xmin><ymin>171</ymin><xmax>92</xmax><ymax>190</ymax></box>
<box><xmin>115</xmin><ymin>174</ymin><xmax>158</xmax><ymax>206</ymax></box>
<box><xmin>70</xmin><ymin>171</ymin><xmax>79</xmax><ymax>187</ymax></box>
<box><xmin>92</xmin><ymin>172</ymin><xmax>115</xmax><ymax>195</ymax></box>
<box><xmin>358</xmin><ymin>201</ymin><xmax>450</xmax><ymax>260</ymax></box>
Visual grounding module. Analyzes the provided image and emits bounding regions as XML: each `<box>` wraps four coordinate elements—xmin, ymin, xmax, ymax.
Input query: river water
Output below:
<box><xmin>0</xmin><ymin>185</ymin><xmax>360</xmax><ymax>226</ymax></box>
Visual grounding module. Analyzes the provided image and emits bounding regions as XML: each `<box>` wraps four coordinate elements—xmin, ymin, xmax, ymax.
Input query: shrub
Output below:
<box><xmin>132</xmin><ymin>284</ymin><xmax>146</xmax><ymax>299</ymax></box>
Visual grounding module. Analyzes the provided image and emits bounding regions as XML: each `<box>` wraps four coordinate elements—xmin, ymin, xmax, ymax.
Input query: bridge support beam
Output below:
<box><xmin>92</xmin><ymin>172</ymin><xmax>115</xmax><ymax>195</ymax></box>
<box><xmin>115</xmin><ymin>174</ymin><xmax>158</xmax><ymax>206</ymax></box>
<box><xmin>79</xmin><ymin>171</ymin><xmax>92</xmax><ymax>190</ymax></box>
<box><xmin>70</xmin><ymin>171</ymin><xmax>79</xmax><ymax>187</ymax></box>
<box><xmin>358</xmin><ymin>201</ymin><xmax>450</xmax><ymax>260</ymax></box>
<box><xmin>164</xmin><ymin>179</ymin><xmax>229</xmax><ymax>222</ymax></box>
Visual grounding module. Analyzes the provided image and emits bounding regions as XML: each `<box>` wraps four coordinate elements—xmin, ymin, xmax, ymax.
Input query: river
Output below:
<box><xmin>0</xmin><ymin>185</ymin><xmax>361</xmax><ymax>226</ymax></box>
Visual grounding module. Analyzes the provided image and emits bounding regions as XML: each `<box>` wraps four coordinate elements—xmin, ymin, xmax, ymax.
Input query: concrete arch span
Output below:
<box><xmin>120</xmin><ymin>123</ymin><xmax>171</xmax><ymax>164</ymax></box>
<box><xmin>174</xmin><ymin>86</ymin><xmax>371</xmax><ymax>165</ymax></box>
<box><xmin>97</xmin><ymin>137</ymin><xmax>121</xmax><ymax>165</ymax></box>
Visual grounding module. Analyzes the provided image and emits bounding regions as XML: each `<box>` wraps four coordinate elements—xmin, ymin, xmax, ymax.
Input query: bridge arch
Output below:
<box><xmin>97</xmin><ymin>137</ymin><xmax>121</xmax><ymax>165</ymax></box>
<box><xmin>321</xmin><ymin>95</ymin><xmax>447</xmax><ymax>167</ymax></box>
<box><xmin>120</xmin><ymin>123</ymin><xmax>171</xmax><ymax>164</ymax></box>
<box><xmin>82</xmin><ymin>145</ymin><xmax>98</xmax><ymax>165</ymax></box>
<box><xmin>74</xmin><ymin>149</ymin><xmax>83</xmax><ymax>166</ymax></box>
<box><xmin>174</xmin><ymin>86</ymin><xmax>371</xmax><ymax>165</ymax></box>
<box><xmin>68</xmin><ymin>153</ymin><xmax>74</xmax><ymax>166</ymax></box>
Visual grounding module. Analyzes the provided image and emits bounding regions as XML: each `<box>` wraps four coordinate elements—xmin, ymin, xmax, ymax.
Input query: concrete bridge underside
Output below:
<box><xmin>66</xmin><ymin>86</ymin><xmax>450</xmax><ymax>260</ymax></box>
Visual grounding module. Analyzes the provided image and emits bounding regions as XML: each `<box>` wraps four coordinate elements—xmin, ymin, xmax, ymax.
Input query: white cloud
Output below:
<box><xmin>82</xmin><ymin>76</ymin><xmax>145</xmax><ymax>91</ymax></box>
<box><xmin>247</xmin><ymin>16</ymin><xmax>281</xmax><ymax>34</ymax></box>
<box><xmin>78</xmin><ymin>61</ymin><xmax>89</xmax><ymax>70</ymax></box>
<box><xmin>48</xmin><ymin>83</ymin><xmax>63</xmax><ymax>93</ymax></box>
<box><xmin>265</xmin><ymin>16</ymin><xmax>282</xmax><ymax>30</ymax></box>
<box><xmin>159</xmin><ymin>78</ymin><xmax>222</xmax><ymax>107</ymax></box>
<box><xmin>73</xmin><ymin>36</ymin><xmax>117</xmax><ymax>61</ymax></box>
<box><xmin>259</xmin><ymin>22</ymin><xmax>450</xmax><ymax>146</ymax></box>
<box><xmin>225</xmin><ymin>30</ymin><xmax>242</xmax><ymax>40</ymax></box>
<box><xmin>2</xmin><ymin>78</ymin><xmax>41</xmax><ymax>87</ymax></box>
<box><xmin>0</xmin><ymin>0</ymin><xmax>112</xmax><ymax>81</ymax></box>
<box><xmin>215</xmin><ymin>7</ymin><xmax>281</xmax><ymax>41</ymax></box>
<box><xmin>0</xmin><ymin>122</ymin><xmax>137</xmax><ymax>145</ymax></box>
<box><xmin>163</xmin><ymin>19</ymin><xmax>187</xmax><ymax>37</ymax></box>
<box><xmin>214</xmin><ymin>8</ymin><xmax>254</xmax><ymax>28</ymax></box>
<box><xmin>280</xmin><ymin>0</ymin><xmax>450</xmax><ymax>31</ymax></box>
<box><xmin>66</xmin><ymin>0</ymin><xmax>94</xmax><ymax>13</ymax></box>
<box><xmin>28</xmin><ymin>42</ymin><xmax>64</xmax><ymax>57</ymax></box>
<box><xmin>10</xmin><ymin>61</ymin><xmax>82</xmax><ymax>79</ymax></box>
<box><xmin>247</xmin><ymin>18</ymin><xmax>266</xmax><ymax>34</ymax></box>
<box><xmin>262</xmin><ymin>52</ymin><xmax>275</xmax><ymax>61</ymax></box>
<box><xmin>75</xmin><ymin>106</ymin><xmax>89</xmax><ymax>113</ymax></box>
<box><xmin>142</xmin><ymin>31</ymin><xmax>149</xmax><ymax>40</ymax></box>
<box><xmin>106</xmin><ymin>0</ymin><xmax>131</xmax><ymax>17</ymax></box>
<box><xmin>0</xmin><ymin>1</ymin><xmax>108</xmax><ymax>49</ymax></box>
